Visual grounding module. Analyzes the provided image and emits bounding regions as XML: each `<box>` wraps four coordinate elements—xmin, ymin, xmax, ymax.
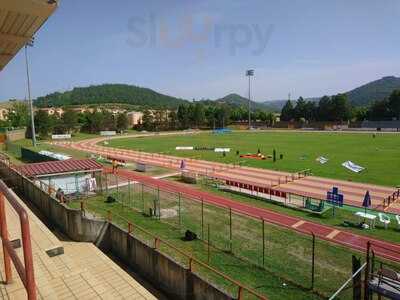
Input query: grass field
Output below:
<box><xmin>107</xmin><ymin>131</ymin><xmax>400</xmax><ymax>187</ymax></box>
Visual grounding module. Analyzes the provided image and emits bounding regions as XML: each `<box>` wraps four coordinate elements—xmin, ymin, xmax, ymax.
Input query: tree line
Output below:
<box><xmin>362</xmin><ymin>90</ymin><xmax>400</xmax><ymax>121</ymax></box>
<box><xmin>29</xmin><ymin>110</ymin><xmax>129</xmax><ymax>138</ymax></box>
<box><xmin>137</xmin><ymin>102</ymin><xmax>276</xmax><ymax>131</ymax></box>
<box><xmin>280</xmin><ymin>89</ymin><xmax>400</xmax><ymax>123</ymax></box>
<box><xmin>3</xmin><ymin>104</ymin><xmax>129</xmax><ymax>139</ymax></box>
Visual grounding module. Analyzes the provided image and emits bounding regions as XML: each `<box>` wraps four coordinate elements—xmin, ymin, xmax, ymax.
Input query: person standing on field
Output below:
<box><xmin>112</xmin><ymin>159</ymin><xmax>118</xmax><ymax>174</ymax></box>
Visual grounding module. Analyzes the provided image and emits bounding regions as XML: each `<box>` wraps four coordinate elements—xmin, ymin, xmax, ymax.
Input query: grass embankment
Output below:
<box><xmin>67</xmin><ymin>183</ymin><xmax>377</xmax><ymax>300</ymax></box>
<box><xmin>106</xmin><ymin>131</ymin><xmax>400</xmax><ymax>187</ymax></box>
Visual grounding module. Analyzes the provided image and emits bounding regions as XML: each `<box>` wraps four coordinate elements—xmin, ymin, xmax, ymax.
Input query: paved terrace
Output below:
<box><xmin>55</xmin><ymin>137</ymin><xmax>399</xmax><ymax>213</ymax></box>
<box><xmin>0</xmin><ymin>189</ymin><xmax>157</xmax><ymax>299</ymax></box>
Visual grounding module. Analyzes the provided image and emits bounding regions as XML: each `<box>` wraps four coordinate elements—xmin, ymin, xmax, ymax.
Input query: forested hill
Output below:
<box><xmin>346</xmin><ymin>76</ymin><xmax>400</xmax><ymax>106</ymax></box>
<box><xmin>215</xmin><ymin>93</ymin><xmax>271</xmax><ymax>111</ymax></box>
<box><xmin>34</xmin><ymin>84</ymin><xmax>188</xmax><ymax>108</ymax></box>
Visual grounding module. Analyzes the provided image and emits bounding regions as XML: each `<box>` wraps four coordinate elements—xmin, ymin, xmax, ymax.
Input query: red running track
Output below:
<box><xmin>112</xmin><ymin>168</ymin><xmax>400</xmax><ymax>263</ymax></box>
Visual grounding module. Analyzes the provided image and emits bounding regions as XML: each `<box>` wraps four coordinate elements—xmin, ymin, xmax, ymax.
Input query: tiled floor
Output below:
<box><xmin>0</xmin><ymin>193</ymin><xmax>157</xmax><ymax>300</ymax></box>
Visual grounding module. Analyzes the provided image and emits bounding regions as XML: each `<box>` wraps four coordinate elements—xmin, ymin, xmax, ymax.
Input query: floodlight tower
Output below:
<box><xmin>25</xmin><ymin>37</ymin><xmax>36</xmax><ymax>147</ymax></box>
<box><xmin>246</xmin><ymin>69</ymin><xmax>254</xmax><ymax>130</ymax></box>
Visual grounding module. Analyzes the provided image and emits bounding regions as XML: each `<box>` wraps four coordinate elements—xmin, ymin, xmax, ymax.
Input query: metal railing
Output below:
<box><xmin>0</xmin><ymin>180</ymin><xmax>36</xmax><ymax>300</ymax></box>
<box><xmin>82</xmin><ymin>200</ymin><xmax>268</xmax><ymax>300</ymax></box>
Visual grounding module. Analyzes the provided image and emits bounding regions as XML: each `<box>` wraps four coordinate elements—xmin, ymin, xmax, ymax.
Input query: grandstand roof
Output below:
<box><xmin>18</xmin><ymin>159</ymin><xmax>103</xmax><ymax>177</ymax></box>
<box><xmin>0</xmin><ymin>0</ymin><xmax>58</xmax><ymax>71</ymax></box>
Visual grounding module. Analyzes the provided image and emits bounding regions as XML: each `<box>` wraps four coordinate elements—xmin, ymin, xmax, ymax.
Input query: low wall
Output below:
<box><xmin>6</xmin><ymin>128</ymin><xmax>26</xmax><ymax>142</ymax></box>
<box><xmin>0</xmin><ymin>163</ymin><xmax>105</xmax><ymax>242</ymax></box>
<box><xmin>106</xmin><ymin>223</ymin><xmax>233</xmax><ymax>300</ymax></box>
<box><xmin>0</xmin><ymin>161</ymin><xmax>234</xmax><ymax>300</ymax></box>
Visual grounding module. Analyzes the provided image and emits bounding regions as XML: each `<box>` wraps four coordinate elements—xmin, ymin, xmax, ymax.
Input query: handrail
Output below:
<box><xmin>82</xmin><ymin>201</ymin><xmax>267</xmax><ymax>300</ymax></box>
<box><xmin>0</xmin><ymin>180</ymin><xmax>36</xmax><ymax>300</ymax></box>
<box><xmin>328</xmin><ymin>262</ymin><xmax>367</xmax><ymax>300</ymax></box>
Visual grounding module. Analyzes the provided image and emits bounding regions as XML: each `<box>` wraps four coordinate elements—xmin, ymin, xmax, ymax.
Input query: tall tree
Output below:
<box><xmin>367</xmin><ymin>99</ymin><xmax>391</xmax><ymax>121</ymax></box>
<box><xmin>102</xmin><ymin>110</ymin><xmax>116</xmax><ymax>130</ymax></box>
<box><xmin>34</xmin><ymin>110</ymin><xmax>54</xmax><ymax>138</ymax></box>
<box><xmin>116</xmin><ymin>112</ymin><xmax>129</xmax><ymax>132</ymax></box>
<box><xmin>280</xmin><ymin>100</ymin><xmax>294</xmax><ymax>121</ymax></box>
<box><xmin>61</xmin><ymin>109</ymin><xmax>79</xmax><ymax>133</ymax></box>
<box><xmin>168</xmin><ymin>110</ymin><xmax>178</xmax><ymax>130</ymax></box>
<box><xmin>330</xmin><ymin>94</ymin><xmax>351</xmax><ymax>121</ymax></box>
<box><xmin>205</xmin><ymin>106</ymin><xmax>217</xmax><ymax>129</ymax></box>
<box><xmin>177</xmin><ymin>104</ymin><xmax>189</xmax><ymax>129</ymax></box>
<box><xmin>304</xmin><ymin>101</ymin><xmax>317</xmax><ymax>122</ymax></box>
<box><xmin>317</xmin><ymin>96</ymin><xmax>332</xmax><ymax>121</ymax></box>
<box><xmin>388</xmin><ymin>90</ymin><xmax>400</xmax><ymax>120</ymax></box>
<box><xmin>294</xmin><ymin>97</ymin><xmax>307</xmax><ymax>121</ymax></box>
<box><xmin>86</xmin><ymin>111</ymin><xmax>104</xmax><ymax>133</ymax></box>
<box><xmin>141</xmin><ymin>110</ymin><xmax>154</xmax><ymax>131</ymax></box>
<box><xmin>8</xmin><ymin>102</ymin><xmax>29</xmax><ymax>128</ymax></box>
<box><xmin>192</xmin><ymin>103</ymin><xmax>205</xmax><ymax>128</ymax></box>
<box><xmin>266</xmin><ymin>112</ymin><xmax>276</xmax><ymax>126</ymax></box>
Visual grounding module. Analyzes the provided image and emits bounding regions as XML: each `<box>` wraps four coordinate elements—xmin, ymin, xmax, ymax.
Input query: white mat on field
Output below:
<box><xmin>342</xmin><ymin>161</ymin><xmax>364</xmax><ymax>173</ymax></box>
<box><xmin>38</xmin><ymin>150</ymin><xmax>71</xmax><ymax>161</ymax></box>
<box><xmin>316</xmin><ymin>156</ymin><xmax>329</xmax><ymax>164</ymax></box>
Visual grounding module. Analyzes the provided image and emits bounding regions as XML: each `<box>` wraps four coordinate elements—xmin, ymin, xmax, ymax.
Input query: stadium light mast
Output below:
<box><xmin>246</xmin><ymin>69</ymin><xmax>254</xmax><ymax>130</ymax></box>
<box><xmin>25</xmin><ymin>37</ymin><xmax>36</xmax><ymax>147</ymax></box>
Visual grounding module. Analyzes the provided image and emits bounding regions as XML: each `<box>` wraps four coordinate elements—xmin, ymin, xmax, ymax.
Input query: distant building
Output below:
<box><xmin>39</xmin><ymin>107</ymin><xmax>56</xmax><ymax>116</ymax></box>
<box><xmin>55</xmin><ymin>108</ymin><xmax>64</xmax><ymax>117</ymax></box>
<box><xmin>70</xmin><ymin>107</ymin><xmax>88</xmax><ymax>114</ymax></box>
<box><xmin>127</xmin><ymin>111</ymin><xmax>143</xmax><ymax>126</ymax></box>
<box><xmin>0</xmin><ymin>108</ymin><xmax>8</xmax><ymax>121</ymax></box>
<box><xmin>34</xmin><ymin>106</ymin><xmax>128</xmax><ymax>118</ymax></box>
<box><xmin>110</xmin><ymin>108</ymin><xmax>126</xmax><ymax>115</ymax></box>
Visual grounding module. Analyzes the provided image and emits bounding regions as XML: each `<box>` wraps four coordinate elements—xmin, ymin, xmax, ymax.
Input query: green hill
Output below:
<box><xmin>34</xmin><ymin>84</ymin><xmax>188</xmax><ymax>108</ymax></box>
<box><xmin>215</xmin><ymin>93</ymin><xmax>270</xmax><ymax>111</ymax></box>
<box><xmin>262</xmin><ymin>76</ymin><xmax>400</xmax><ymax>110</ymax></box>
<box><xmin>346</xmin><ymin>76</ymin><xmax>400</xmax><ymax>106</ymax></box>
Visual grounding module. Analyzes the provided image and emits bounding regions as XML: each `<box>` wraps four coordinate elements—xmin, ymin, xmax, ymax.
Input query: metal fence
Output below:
<box><xmin>0</xmin><ymin>158</ymin><xmax>268</xmax><ymax>300</ymax></box>
<box><xmin>99</xmin><ymin>172</ymin><xmax>358</xmax><ymax>298</ymax></box>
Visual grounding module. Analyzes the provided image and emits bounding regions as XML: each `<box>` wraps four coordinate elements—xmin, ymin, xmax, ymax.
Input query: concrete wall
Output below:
<box><xmin>106</xmin><ymin>223</ymin><xmax>233</xmax><ymax>300</ymax></box>
<box><xmin>6</xmin><ymin>128</ymin><xmax>26</xmax><ymax>142</ymax></box>
<box><xmin>2</xmin><ymin>166</ymin><xmax>106</xmax><ymax>242</ymax></box>
<box><xmin>0</xmin><ymin>162</ymin><xmax>234</xmax><ymax>300</ymax></box>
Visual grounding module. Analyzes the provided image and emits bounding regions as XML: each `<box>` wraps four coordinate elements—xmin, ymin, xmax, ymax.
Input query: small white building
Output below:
<box><xmin>18</xmin><ymin>159</ymin><xmax>103</xmax><ymax>197</ymax></box>
<box><xmin>127</xmin><ymin>111</ymin><xmax>144</xmax><ymax>126</ymax></box>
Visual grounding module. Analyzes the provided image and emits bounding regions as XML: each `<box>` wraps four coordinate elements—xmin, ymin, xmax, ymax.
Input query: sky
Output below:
<box><xmin>1</xmin><ymin>0</ymin><xmax>399</xmax><ymax>102</ymax></box>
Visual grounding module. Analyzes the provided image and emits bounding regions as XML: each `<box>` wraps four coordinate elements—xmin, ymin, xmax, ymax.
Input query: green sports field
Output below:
<box><xmin>107</xmin><ymin>131</ymin><xmax>400</xmax><ymax>187</ymax></box>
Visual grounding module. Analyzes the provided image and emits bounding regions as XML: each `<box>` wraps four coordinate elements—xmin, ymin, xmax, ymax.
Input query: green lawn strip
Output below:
<box><xmin>71</xmin><ymin>186</ymin><xmax>374</xmax><ymax>299</ymax></box>
<box><xmin>104</xmin><ymin>178</ymin><xmax>400</xmax><ymax>297</ymax></box>
<box><xmin>8</xmin><ymin>138</ymin><xmax>89</xmax><ymax>159</ymax></box>
<box><xmin>165</xmin><ymin>176</ymin><xmax>400</xmax><ymax>244</ymax></box>
<box><xmin>106</xmin><ymin>131</ymin><xmax>400</xmax><ymax>187</ymax></box>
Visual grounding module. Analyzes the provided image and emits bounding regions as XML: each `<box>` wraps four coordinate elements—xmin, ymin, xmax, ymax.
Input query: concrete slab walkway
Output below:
<box><xmin>0</xmin><ymin>188</ymin><xmax>157</xmax><ymax>300</ymax></box>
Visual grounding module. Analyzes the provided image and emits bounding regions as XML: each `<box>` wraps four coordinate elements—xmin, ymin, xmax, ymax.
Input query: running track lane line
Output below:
<box><xmin>111</xmin><ymin>168</ymin><xmax>400</xmax><ymax>263</ymax></box>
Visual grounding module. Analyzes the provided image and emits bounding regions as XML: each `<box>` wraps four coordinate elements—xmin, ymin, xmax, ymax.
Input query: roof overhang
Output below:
<box><xmin>0</xmin><ymin>0</ymin><xmax>58</xmax><ymax>71</ymax></box>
